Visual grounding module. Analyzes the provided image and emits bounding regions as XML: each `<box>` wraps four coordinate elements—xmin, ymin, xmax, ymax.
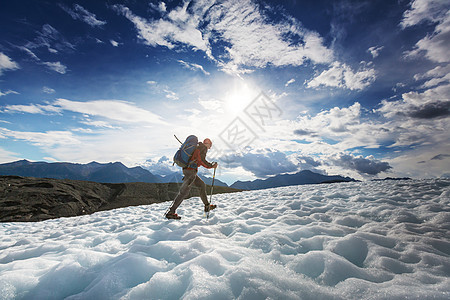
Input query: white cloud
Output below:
<box><xmin>42</xmin><ymin>86</ymin><xmax>55</xmax><ymax>94</ymax></box>
<box><xmin>285</xmin><ymin>79</ymin><xmax>295</xmax><ymax>87</ymax></box>
<box><xmin>367</xmin><ymin>46</ymin><xmax>384</xmax><ymax>58</ymax></box>
<box><xmin>114</xmin><ymin>0</ymin><xmax>333</xmax><ymax>75</ymax></box>
<box><xmin>274</xmin><ymin>94</ymin><xmax>449</xmax><ymax>179</ymax></box>
<box><xmin>388</xmin><ymin>144</ymin><xmax>450</xmax><ymax>179</ymax></box>
<box><xmin>377</xmin><ymin>83</ymin><xmax>450</xmax><ymax>119</ymax></box>
<box><xmin>141</xmin><ymin>156</ymin><xmax>178</xmax><ymax>176</ymax></box>
<box><xmin>60</xmin><ymin>4</ymin><xmax>106</xmax><ymax>27</ymax></box>
<box><xmin>159</xmin><ymin>2</ymin><xmax>167</xmax><ymax>12</ymax></box>
<box><xmin>54</xmin><ymin>99</ymin><xmax>168</xmax><ymax>125</ymax></box>
<box><xmin>177</xmin><ymin>60</ymin><xmax>210</xmax><ymax>75</ymax></box>
<box><xmin>25</xmin><ymin>24</ymin><xmax>75</xmax><ymax>54</ymax></box>
<box><xmin>43</xmin><ymin>61</ymin><xmax>68</xmax><ymax>74</ymax></box>
<box><xmin>34</xmin><ymin>127</ymin><xmax>175</xmax><ymax>167</ymax></box>
<box><xmin>0</xmin><ymin>127</ymin><xmax>80</xmax><ymax>147</ymax></box>
<box><xmin>414</xmin><ymin>64</ymin><xmax>450</xmax><ymax>88</ymax></box>
<box><xmin>307</xmin><ymin>62</ymin><xmax>376</xmax><ymax>90</ymax></box>
<box><xmin>204</xmin><ymin>0</ymin><xmax>333</xmax><ymax>74</ymax></box>
<box><xmin>72</xmin><ymin>127</ymin><xmax>94</xmax><ymax>134</ymax></box>
<box><xmin>80</xmin><ymin>119</ymin><xmax>119</xmax><ymax>129</ymax></box>
<box><xmin>2</xmin><ymin>104</ymin><xmax>47</xmax><ymax>114</ymax></box>
<box><xmin>163</xmin><ymin>89</ymin><xmax>179</xmax><ymax>100</ymax></box>
<box><xmin>149</xmin><ymin>2</ymin><xmax>167</xmax><ymax>13</ymax></box>
<box><xmin>0</xmin><ymin>90</ymin><xmax>19</xmax><ymax>97</ymax></box>
<box><xmin>263</xmin><ymin>104</ymin><xmax>377</xmax><ymax>167</ymax></box>
<box><xmin>368</xmin><ymin>83</ymin><xmax>450</xmax><ymax>151</ymax></box>
<box><xmin>19</xmin><ymin>46</ymin><xmax>68</xmax><ymax>74</ymax></box>
<box><xmin>18</xmin><ymin>46</ymin><xmax>40</xmax><ymax>60</ymax></box>
<box><xmin>400</xmin><ymin>0</ymin><xmax>449</xmax><ymax>28</ymax></box>
<box><xmin>408</xmin><ymin>18</ymin><xmax>450</xmax><ymax>63</ymax></box>
<box><xmin>113</xmin><ymin>3</ymin><xmax>210</xmax><ymax>54</ymax></box>
<box><xmin>1</xmin><ymin>99</ymin><xmax>168</xmax><ymax>125</ymax></box>
<box><xmin>219</xmin><ymin>148</ymin><xmax>298</xmax><ymax>178</ymax></box>
<box><xmin>1</xmin><ymin>102</ymin><xmax>63</xmax><ymax>114</ymax></box>
<box><xmin>146</xmin><ymin>80</ymin><xmax>179</xmax><ymax>100</ymax></box>
<box><xmin>401</xmin><ymin>0</ymin><xmax>450</xmax><ymax>63</ymax></box>
<box><xmin>399</xmin><ymin>0</ymin><xmax>450</xmax><ymax>144</ymax></box>
<box><xmin>295</xmin><ymin>102</ymin><xmax>362</xmax><ymax>139</ymax></box>
<box><xmin>0</xmin><ymin>146</ymin><xmax>19</xmax><ymax>163</ymax></box>
<box><xmin>0</xmin><ymin>52</ymin><xmax>20</xmax><ymax>75</ymax></box>
<box><xmin>110</xmin><ymin>40</ymin><xmax>119</xmax><ymax>47</ymax></box>
<box><xmin>198</xmin><ymin>98</ymin><xmax>223</xmax><ymax>112</ymax></box>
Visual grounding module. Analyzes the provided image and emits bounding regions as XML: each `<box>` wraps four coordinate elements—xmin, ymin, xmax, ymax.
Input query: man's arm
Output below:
<box><xmin>198</xmin><ymin>145</ymin><xmax>215</xmax><ymax>168</ymax></box>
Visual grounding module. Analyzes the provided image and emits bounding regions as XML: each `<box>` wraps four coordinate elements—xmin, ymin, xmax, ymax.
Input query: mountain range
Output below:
<box><xmin>230</xmin><ymin>170</ymin><xmax>356</xmax><ymax>190</ymax></box>
<box><xmin>0</xmin><ymin>160</ymin><xmax>356</xmax><ymax>190</ymax></box>
<box><xmin>0</xmin><ymin>160</ymin><xmax>228</xmax><ymax>186</ymax></box>
<box><xmin>0</xmin><ymin>160</ymin><xmax>160</xmax><ymax>183</ymax></box>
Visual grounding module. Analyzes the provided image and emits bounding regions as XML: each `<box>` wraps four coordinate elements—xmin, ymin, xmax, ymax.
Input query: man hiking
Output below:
<box><xmin>166</xmin><ymin>138</ymin><xmax>218</xmax><ymax>220</ymax></box>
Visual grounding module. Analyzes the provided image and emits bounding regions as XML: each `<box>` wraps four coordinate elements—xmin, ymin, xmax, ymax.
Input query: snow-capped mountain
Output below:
<box><xmin>0</xmin><ymin>160</ymin><xmax>161</xmax><ymax>184</ymax></box>
<box><xmin>1</xmin><ymin>179</ymin><xmax>449</xmax><ymax>299</ymax></box>
<box><xmin>0</xmin><ymin>160</ymin><xmax>354</xmax><ymax>189</ymax></box>
<box><xmin>231</xmin><ymin>170</ymin><xmax>356</xmax><ymax>190</ymax></box>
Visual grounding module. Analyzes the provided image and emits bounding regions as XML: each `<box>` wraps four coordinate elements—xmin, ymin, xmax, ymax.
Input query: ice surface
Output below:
<box><xmin>1</xmin><ymin>179</ymin><xmax>449</xmax><ymax>299</ymax></box>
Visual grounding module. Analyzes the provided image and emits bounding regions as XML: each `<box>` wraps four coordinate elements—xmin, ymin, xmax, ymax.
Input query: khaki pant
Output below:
<box><xmin>169</xmin><ymin>168</ymin><xmax>209</xmax><ymax>213</ymax></box>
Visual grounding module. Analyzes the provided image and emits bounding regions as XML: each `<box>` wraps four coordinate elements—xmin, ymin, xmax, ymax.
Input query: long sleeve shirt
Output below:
<box><xmin>186</xmin><ymin>142</ymin><xmax>214</xmax><ymax>170</ymax></box>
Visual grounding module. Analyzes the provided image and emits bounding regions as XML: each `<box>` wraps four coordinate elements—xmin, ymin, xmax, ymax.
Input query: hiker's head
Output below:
<box><xmin>203</xmin><ymin>138</ymin><xmax>212</xmax><ymax>149</ymax></box>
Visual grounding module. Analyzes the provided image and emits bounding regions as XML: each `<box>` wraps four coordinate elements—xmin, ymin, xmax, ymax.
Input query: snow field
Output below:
<box><xmin>0</xmin><ymin>179</ymin><xmax>449</xmax><ymax>299</ymax></box>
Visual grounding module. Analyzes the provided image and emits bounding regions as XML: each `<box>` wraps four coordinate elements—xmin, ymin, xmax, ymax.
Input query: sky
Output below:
<box><xmin>0</xmin><ymin>0</ymin><xmax>449</xmax><ymax>184</ymax></box>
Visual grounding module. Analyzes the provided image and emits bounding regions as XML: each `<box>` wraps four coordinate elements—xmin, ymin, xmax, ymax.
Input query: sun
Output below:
<box><xmin>223</xmin><ymin>80</ymin><xmax>259</xmax><ymax>115</ymax></box>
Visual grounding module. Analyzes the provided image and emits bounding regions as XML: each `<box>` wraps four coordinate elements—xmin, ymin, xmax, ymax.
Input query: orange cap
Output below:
<box><xmin>203</xmin><ymin>138</ymin><xmax>212</xmax><ymax>146</ymax></box>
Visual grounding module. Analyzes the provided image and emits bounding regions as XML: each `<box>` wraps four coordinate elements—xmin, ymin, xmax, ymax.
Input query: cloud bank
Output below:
<box><xmin>112</xmin><ymin>0</ymin><xmax>380</xmax><ymax>93</ymax></box>
<box><xmin>114</xmin><ymin>0</ymin><xmax>333</xmax><ymax>75</ymax></box>
<box><xmin>330</xmin><ymin>154</ymin><xmax>392</xmax><ymax>175</ymax></box>
<box><xmin>1</xmin><ymin>99</ymin><xmax>167</xmax><ymax>126</ymax></box>
<box><xmin>219</xmin><ymin>149</ymin><xmax>298</xmax><ymax>178</ymax></box>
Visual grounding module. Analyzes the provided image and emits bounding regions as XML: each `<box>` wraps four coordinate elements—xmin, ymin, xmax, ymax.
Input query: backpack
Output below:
<box><xmin>173</xmin><ymin>135</ymin><xmax>198</xmax><ymax>168</ymax></box>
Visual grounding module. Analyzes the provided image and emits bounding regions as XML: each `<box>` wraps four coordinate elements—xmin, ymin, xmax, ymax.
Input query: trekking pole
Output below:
<box><xmin>163</xmin><ymin>201</ymin><xmax>173</xmax><ymax>218</ymax></box>
<box><xmin>174</xmin><ymin>134</ymin><xmax>182</xmax><ymax>144</ymax></box>
<box><xmin>207</xmin><ymin>166</ymin><xmax>216</xmax><ymax>219</ymax></box>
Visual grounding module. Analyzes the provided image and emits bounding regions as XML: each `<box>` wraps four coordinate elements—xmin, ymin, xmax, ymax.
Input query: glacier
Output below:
<box><xmin>0</xmin><ymin>179</ymin><xmax>449</xmax><ymax>299</ymax></box>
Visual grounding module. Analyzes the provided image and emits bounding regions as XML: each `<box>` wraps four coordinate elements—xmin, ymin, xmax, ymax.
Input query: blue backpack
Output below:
<box><xmin>173</xmin><ymin>135</ymin><xmax>198</xmax><ymax>168</ymax></box>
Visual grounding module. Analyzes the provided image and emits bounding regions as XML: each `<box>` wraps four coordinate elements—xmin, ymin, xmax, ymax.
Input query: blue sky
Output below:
<box><xmin>0</xmin><ymin>0</ymin><xmax>449</xmax><ymax>184</ymax></box>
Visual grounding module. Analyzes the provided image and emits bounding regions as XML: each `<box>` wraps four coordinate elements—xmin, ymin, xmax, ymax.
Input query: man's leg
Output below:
<box><xmin>193</xmin><ymin>175</ymin><xmax>209</xmax><ymax>206</ymax></box>
<box><xmin>169</xmin><ymin>169</ymin><xmax>196</xmax><ymax>213</ymax></box>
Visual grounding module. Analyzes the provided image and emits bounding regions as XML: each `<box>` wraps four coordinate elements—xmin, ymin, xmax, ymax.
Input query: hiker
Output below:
<box><xmin>166</xmin><ymin>138</ymin><xmax>218</xmax><ymax>219</ymax></box>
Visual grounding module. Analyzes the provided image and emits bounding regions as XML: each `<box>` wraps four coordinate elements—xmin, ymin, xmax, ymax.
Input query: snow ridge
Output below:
<box><xmin>1</xmin><ymin>179</ymin><xmax>449</xmax><ymax>299</ymax></box>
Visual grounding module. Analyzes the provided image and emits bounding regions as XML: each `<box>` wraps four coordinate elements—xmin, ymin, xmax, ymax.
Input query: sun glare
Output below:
<box><xmin>223</xmin><ymin>81</ymin><xmax>259</xmax><ymax>115</ymax></box>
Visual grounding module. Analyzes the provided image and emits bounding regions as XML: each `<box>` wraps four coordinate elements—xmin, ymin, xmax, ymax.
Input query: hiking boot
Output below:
<box><xmin>166</xmin><ymin>212</ymin><xmax>181</xmax><ymax>220</ymax></box>
<box><xmin>204</xmin><ymin>204</ymin><xmax>217</xmax><ymax>212</ymax></box>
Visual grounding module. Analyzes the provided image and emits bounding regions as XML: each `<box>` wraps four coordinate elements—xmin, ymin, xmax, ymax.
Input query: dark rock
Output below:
<box><xmin>372</xmin><ymin>177</ymin><xmax>412</xmax><ymax>181</ymax></box>
<box><xmin>0</xmin><ymin>176</ymin><xmax>241</xmax><ymax>222</ymax></box>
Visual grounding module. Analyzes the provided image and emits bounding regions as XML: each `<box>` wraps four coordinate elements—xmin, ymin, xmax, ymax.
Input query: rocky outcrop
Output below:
<box><xmin>0</xmin><ymin>175</ymin><xmax>241</xmax><ymax>222</ymax></box>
